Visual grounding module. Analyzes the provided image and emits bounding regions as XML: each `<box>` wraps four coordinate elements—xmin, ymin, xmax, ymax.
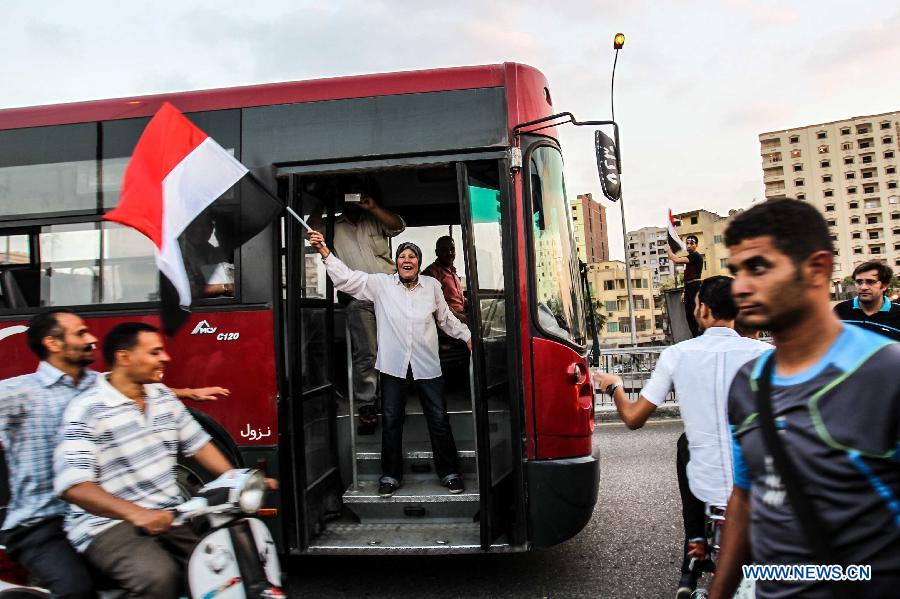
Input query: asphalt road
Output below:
<box><xmin>287</xmin><ymin>419</ymin><xmax>687</xmax><ymax>598</ymax></box>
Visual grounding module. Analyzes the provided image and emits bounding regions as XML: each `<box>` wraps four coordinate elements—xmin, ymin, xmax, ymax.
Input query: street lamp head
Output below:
<box><xmin>614</xmin><ymin>33</ymin><xmax>625</xmax><ymax>50</ymax></box>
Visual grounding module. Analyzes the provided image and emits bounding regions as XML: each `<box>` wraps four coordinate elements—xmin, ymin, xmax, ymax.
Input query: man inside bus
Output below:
<box><xmin>182</xmin><ymin>213</ymin><xmax>234</xmax><ymax>299</ymax></box>
<box><xmin>309</xmin><ymin>180</ymin><xmax>406</xmax><ymax>434</ymax></box>
<box><xmin>594</xmin><ymin>277</ymin><xmax>769</xmax><ymax>598</ymax></box>
<box><xmin>54</xmin><ymin>322</ymin><xmax>274</xmax><ymax>599</ymax></box>
<box><xmin>307</xmin><ymin>230</ymin><xmax>471</xmax><ymax>496</ymax></box>
<box><xmin>423</xmin><ymin>236</ymin><xmax>468</xmax><ymax>325</ymax></box>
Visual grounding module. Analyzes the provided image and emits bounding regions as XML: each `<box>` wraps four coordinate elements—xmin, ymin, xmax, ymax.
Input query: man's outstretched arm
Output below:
<box><xmin>594</xmin><ymin>372</ymin><xmax>657</xmax><ymax>429</ymax></box>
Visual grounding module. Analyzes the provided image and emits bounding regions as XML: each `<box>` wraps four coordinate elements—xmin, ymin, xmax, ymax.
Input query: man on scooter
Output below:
<box><xmin>54</xmin><ymin>322</ymin><xmax>273</xmax><ymax>599</ymax></box>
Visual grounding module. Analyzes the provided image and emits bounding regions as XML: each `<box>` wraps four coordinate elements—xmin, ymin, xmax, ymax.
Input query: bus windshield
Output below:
<box><xmin>528</xmin><ymin>145</ymin><xmax>586</xmax><ymax>346</ymax></box>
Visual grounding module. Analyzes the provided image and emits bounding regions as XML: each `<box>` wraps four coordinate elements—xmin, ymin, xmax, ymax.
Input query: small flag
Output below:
<box><xmin>104</xmin><ymin>102</ymin><xmax>282</xmax><ymax>334</ymax></box>
<box><xmin>667</xmin><ymin>209</ymin><xmax>686</xmax><ymax>253</ymax></box>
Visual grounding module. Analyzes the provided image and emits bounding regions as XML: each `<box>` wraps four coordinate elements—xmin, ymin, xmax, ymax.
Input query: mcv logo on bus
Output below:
<box><xmin>191</xmin><ymin>320</ymin><xmax>240</xmax><ymax>341</ymax></box>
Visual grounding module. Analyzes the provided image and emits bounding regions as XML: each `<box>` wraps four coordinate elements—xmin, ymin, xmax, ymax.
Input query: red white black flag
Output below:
<box><xmin>104</xmin><ymin>102</ymin><xmax>282</xmax><ymax>334</ymax></box>
<box><xmin>667</xmin><ymin>209</ymin><xmax>686</xmax><ymax>253</ymax></box>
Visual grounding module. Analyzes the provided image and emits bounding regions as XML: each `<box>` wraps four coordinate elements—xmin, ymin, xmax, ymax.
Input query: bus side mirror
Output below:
<box><xmin>595</xmin><ymin>130</ymin><xmax>621</xmax><ymax>202</ymax></box>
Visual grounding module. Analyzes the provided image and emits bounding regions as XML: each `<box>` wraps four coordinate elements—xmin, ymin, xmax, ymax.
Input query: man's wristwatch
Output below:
<box><xmin>605</xmin><ymin>383</ymin><xmax>621</xmax><ymax>398</ymax></box>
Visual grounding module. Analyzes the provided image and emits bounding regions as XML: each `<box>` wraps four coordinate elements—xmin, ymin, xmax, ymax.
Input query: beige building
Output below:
<box><xmin>587</xmin><ymin>260</ymin><xmax>667</xmax><ymax>346</ymax></box>
<box><xmin>627</xmin><ymin>226</ymin><xmax>675</xmax><ymax>286</ymax></box>
<box><xmin>760</xmin><ymin>111</ymin><xmax>900</xmax><ymax>278</ymax></box>
<box><xmin>571</xmin><ymin>193</ymin><xmax>610</xmax><ymax>263</ymax></box>
<box><xmin>673</xmin><ymin>209</ymin><xmax>741</xmax><ymax>280</ymax></box>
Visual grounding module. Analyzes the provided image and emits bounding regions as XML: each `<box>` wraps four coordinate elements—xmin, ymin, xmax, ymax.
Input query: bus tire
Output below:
<box><xmin>176</xmin><ymin>408</ymin><xmax>244</xmax><ymax>499</ymax></box>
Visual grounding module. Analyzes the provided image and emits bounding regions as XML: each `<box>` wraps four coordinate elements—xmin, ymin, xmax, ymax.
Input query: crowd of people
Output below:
<box><xmin>600</xmin><ymin>198</ymin><xmax>900</xmax><ymax>598</ymax></box>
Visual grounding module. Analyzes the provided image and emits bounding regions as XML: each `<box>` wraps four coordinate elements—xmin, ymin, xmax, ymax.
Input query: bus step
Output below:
<box><xmin>354</xmin><ymin>441</ymin><xmax>477</xmax><ymax>480</ymax></box>
<box><xmin>342</xmin><ymin>478</ymin><xmax>479</xmax><ymax>524</ymax></box>
<box><xmin>306</xmin><ymin>522</ymin><xmax>488</xmax><ymax>554</ymax></box>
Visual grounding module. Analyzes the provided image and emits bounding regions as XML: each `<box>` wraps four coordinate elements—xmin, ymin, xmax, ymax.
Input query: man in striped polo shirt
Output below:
<box><xmin>54</xmin><ymin>322</ymin><xmax>237</xmax><ymax>599</ymax></box>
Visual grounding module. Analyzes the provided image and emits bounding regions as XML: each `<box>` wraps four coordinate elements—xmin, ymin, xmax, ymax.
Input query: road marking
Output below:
<box><xmin>595</xmin><ymin>418</ymin><xmax>682</xmax><ymax>428</ymax></box>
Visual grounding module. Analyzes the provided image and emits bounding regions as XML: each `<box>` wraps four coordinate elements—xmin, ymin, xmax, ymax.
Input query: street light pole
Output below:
<box><xmin>611</xmin><ymin>33</ymin><xmax>637</xmax><ymax>346</ymax></box>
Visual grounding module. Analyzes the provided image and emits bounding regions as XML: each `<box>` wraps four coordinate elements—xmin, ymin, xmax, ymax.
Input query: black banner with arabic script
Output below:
<box><xmin>595</xmin><ymin>130</ymin><xmax>621</xmax><ymax>202</ymax></box>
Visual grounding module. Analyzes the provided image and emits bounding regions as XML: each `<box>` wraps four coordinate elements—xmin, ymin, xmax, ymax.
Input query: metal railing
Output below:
<box><xmin>594</xmin><ymin>346</ymin><xmax>676</xmax><ymax>408</ymax></box>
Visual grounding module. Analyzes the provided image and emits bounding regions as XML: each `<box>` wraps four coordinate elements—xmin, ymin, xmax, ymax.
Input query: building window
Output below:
<box><xmin>690</xmin><ymin>217</ymin><xmax>697</xmax><ymax>225</ymax></box>
<box><xmin>864</xmin><ymin>185</ymin><xmax>876</xmax><ymax>194</ymax></box>
<box><xmin>852</xmin><ymin>232</ymin><xmax>862</xmax><ymax>239</ymax></box>
<box><xmin>844</xmin><ymin>156</ymin><xmax>854</xmax><ymax>165</ymax></box>
<box><xmin>887</xmin><ymin>166</ymin><xmax>897</xmax><ymax>175</ymax></box>
<box><xmin>859</xmin><ymin>140</ymin><xmax>872</xmax><ymax>149</ymax></box>
<box><xmin>607</xmin><ymin>322</ymin><xmax>619</xmax><ymax>333</ymax></box>
<box><xmin>713</xmin><ymin>234</ymin><xmax>722</xmax><ymax>244</ymax></box>
<box><xmin>826</xmin><ymin>219</ymin><xmax>836</xmax><ymax>227</ymax></box>
<box><xmin>825</xmin><ymin>204</ymin><xmax>835</xmax><ymax>212</ymax></box>
<box><xmin>793</xmin><ymin>163</ymin><xmax>803</xmax><ymax>172</ymax></box>
<box><xmin>858</xmin><ymin>126</ymin><xmax>870</xmax><ymax>134</ymax></box>
<box><xmin>790</xmin><ymin>149</ymin><xmax>802</xmax><ymax>158</ymax></box>
<box><xmin>881</xmin><ymin>122</ymin><xmax>892</xmax><ymax>130</ymax></box>
<box><xmin>789</xmin><ymin>135</ymin><xmax>800</xmax><ymax>143</ymax></box>
<box><xmin>862</xmin><ymin>155</ymin><xmax>874</xmax><ymax>164</ymax></box>
<box><xmin>891</xmin><ymin>196</ymin><xmax>900</xmax><ymax>205</ymax></box>
<box><xmin>854</xmin><ymin>247</ymin><xmax>863</xmax><ymax>254</ymax></box>
<box><xmin>817</xmin><ymin>131</ymin><xmax>827</xmax><ymax>139</ymax></box>
<box><xmin>818</xmin><ymin>145</ymin><xmax>829</xmax><ymax>154</ymax></box>
<box><xmin>794</xmin><ymin>178</ymin><xmax>805</xmax><ymax>186</ymax></box>
<box><xmin>824</xmin><ymin>190</ymin><xmax>834</xmax><ymax>198</ymax></box>
<box><xmin>841</xmin><ymin>127</ymin><xmax>851</xmax><ymax>135</ymax></box>
<box><xmin>864</xmin><ymin>198</ymin><xmax>881</xmax><ymax>209</ymax></box>
<box><xmin>848</xmin><ymin>187</ymin><xmax>857</xmax><ymax>194</ymax></box>
<box><xmin>883</xmin><ymin>136</ymin><xmax>893</xmax><ymax>144</ymax></box>
<box><xmin>868</xmin><ymin>231</ymin><xmax>880</xmax><ymax>240</ymax></box>
<box><xmin>850</xmin><ymin>217</ymin><xmax>860</xmax><ymax>224</ymax></box>
<box><xmin>889</xmin><ymin>181</ymin><xmax>898</xmax><ymax>189</ymax></box>
<box><xmin>885</xmin><ymin>151</ymin><xmax>895</xmax><ymax>159</ymax></box>
<box><xmin>862</xmin><ymin>170</ymin><xmax>876</xmax><ymax>179</ymax></box>
<box><xmin>867</xmin><ymin>215</ymin><xmax>881</xmax><ymax>224</ymax></box>
<box><xmin>822</xmin><ymin>174</ymin><xmax>832</xmax><ymax>183</ymax></box>
<box><xmin>846</xmin><ymin>172</ymin><xmax>856</xmax><ymax>180</ymax></box>
<box><xmin>841</xmin><ymin>142</ymin><xmax>853</xmax><ymax>151</ymax></box>
<box><xmin>796</xmin><ymin>193</ymin><xmax>806</xmax><ymax>200</ymax></box>
<box><xmin>871</xmin><ymin>246</ymin><xmax>882</xmax><ymax>254</ymax></box>
<box><xmin>849</xmin><ymin>201</ymin><xmax>859</xmax><ymax>209</ymax></box>
<box><xmin>821</xmin><ymin>159</ymin><xmax>831</xmax><ymax>168</ymax></box>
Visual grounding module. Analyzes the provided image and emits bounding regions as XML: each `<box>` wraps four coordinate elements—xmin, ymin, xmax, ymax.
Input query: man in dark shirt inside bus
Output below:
<box><xmin>833</xmin><ymin>260</ymin><xmax>900</xmax><ymax>341</ymax></box>
<box><xmin>423</xmin><ymin>236</ymin><xmax>468</xmax><ymax>325</ymax></box>
<box><xmin>668</xmin><ymin>235</ymin><xmax>704</xmax><ymax>337</ymax></box>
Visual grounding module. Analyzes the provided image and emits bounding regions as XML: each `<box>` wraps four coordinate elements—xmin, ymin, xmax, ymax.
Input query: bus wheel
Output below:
<box><xmin>177</xmin><ymin>408</ymin><xmax>244</xmax><ymax>499</ymax></box>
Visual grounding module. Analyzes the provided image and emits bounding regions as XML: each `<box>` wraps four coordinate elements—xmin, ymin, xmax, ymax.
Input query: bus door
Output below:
<box><xmin>456</xmin><ymin>161</ymin><xmax>525</xmax><ymax>549</ymax></box>
<box><xmin>283</xmin><ymin>174</ymin><xmax>342</xmax><ymax>551</ymax></box>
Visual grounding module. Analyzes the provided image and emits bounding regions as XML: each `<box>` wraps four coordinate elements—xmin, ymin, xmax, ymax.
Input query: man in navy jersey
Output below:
<box><xmin>709</xmin><ymin>199</ymin><xmax>900</xmax><ymax>599</ymax></box>
<box><xmin>833</xmin><ymin>260</ymin><xmax>900</xmax><ymax>341</ymax></box>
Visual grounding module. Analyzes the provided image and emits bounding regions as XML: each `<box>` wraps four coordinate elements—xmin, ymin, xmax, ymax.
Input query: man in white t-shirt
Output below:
<box><xmin>595</xmin><ymin>276</ymin><xmax>769</xmax><ymax>598</ymax></box>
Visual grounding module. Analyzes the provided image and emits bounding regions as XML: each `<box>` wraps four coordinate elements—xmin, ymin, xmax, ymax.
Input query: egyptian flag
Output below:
<box><xmin>104</xmin><ymin>102</ymin><xmax>282</xmax><ymax>334</ymax></box>
<box><xmin>666</xmin><ymin>209</ymin><xmax>686</xmax><ymax>253</ymax></box>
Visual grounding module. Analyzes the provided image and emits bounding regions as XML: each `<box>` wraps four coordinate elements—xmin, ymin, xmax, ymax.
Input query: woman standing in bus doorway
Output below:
<box><xmin>307</xmin><ymin>230</ymin><xmax>471</xmax><ymax>496</ymax></box>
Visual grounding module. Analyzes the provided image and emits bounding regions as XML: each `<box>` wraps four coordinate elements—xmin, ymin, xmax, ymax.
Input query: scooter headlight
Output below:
<box><xmin>239</xmin><ymin>469</ymin><xmax>266</xmax><ymax>513</ymax></box>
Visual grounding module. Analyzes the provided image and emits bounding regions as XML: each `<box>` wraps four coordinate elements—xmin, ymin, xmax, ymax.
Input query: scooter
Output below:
<box><xmin>0</xmin><ymin>468</ymin><xmax>284</xmax><ymax>599</ymax></box>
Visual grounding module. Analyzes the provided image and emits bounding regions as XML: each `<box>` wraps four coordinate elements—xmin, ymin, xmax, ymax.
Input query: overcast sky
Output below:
<box><xmin>2</xmin><ymin>0</ymin><xmax>898</xmax><ymax>259</ymax></box>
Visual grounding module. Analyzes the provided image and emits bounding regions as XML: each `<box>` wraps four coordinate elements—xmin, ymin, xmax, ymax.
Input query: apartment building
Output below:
<box><xmin>673</xmin><ymin>209</ymin><xmax>740</xmax><ymax>279</ymax></box>
<box><xmin>626</xmin><ymin>226</ymin><xmax>674</xmax><ymax>286</ymax></box>
<box><xmin>571</xmin><ymin>192</ymin><xmax>610</xmax><ymax>263</ymax></box>
<box><xmin>587</xmin><ymin>260</ymin><xmax>667</xmax><ymax>346</ymax></box>
<box><xmin>760</xmin><ymin>111</ymin><xmax>900</xmax><ymax>278</ymax></box>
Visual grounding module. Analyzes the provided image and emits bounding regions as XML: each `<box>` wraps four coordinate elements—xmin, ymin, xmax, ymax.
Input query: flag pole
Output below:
<box><xmin>245</xmin><ymin>171</ymin><xmax>321</xmax><ymax>238</ymax></box>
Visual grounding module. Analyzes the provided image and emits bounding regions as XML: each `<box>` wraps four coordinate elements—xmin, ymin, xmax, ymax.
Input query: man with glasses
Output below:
<box><xmin>834</xmin><ymin>260</ymin><xmax>900</xmax><ymax>341</ymax></box>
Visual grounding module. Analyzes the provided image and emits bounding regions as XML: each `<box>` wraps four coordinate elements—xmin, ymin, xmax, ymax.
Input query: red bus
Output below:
<box><xmin>0</xmin><ymin>63</ymin><xmax>602</xmax><ymax>554</ymax></box>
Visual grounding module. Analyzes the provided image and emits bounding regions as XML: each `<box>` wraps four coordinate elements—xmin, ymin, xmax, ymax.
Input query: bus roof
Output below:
<box><xmin>0</xmin><ymin>63</ymin><xmax>548</xmax><ymax>131</ymax></box>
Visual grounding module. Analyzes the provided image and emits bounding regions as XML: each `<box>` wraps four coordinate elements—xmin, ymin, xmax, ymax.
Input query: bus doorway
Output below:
<box><xmin>280</xmin><ymin>158</ymin><xmax>522</xmax><ymax>553</ymax></box>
